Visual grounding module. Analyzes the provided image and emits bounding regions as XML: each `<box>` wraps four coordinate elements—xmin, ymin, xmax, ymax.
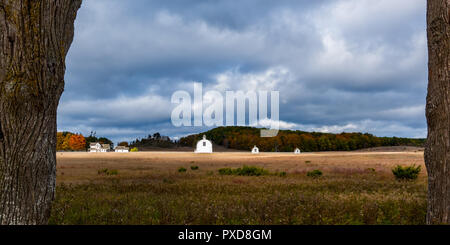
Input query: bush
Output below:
<box><xmin>218</xmin><ymin>168</ymin><xmax>234</xmax><ymax>175</ymax></box>
<box><xmin>305</xmin><ymin>161</ymin><xmax>312</xmax><ymax>164</ymax></box>
<box><xmin>98</xmin><ymin>168</ymin><xmax>108</xmax><ymax>175</ymax></box>
<box><xmin>191</xmin><ymin>166</ymin><xmax>199</xmax><ymax>171</ymax></box>
<box><xmin>218</xmin><ymin>166</ymin><xmax>269</xmax><ymax>176</ymax></box>
<box><xmin>392</xmin><ymin>165</ymin><xmax>421</xmax><ymax>180</ymax></box>
<box><xmin>278</xmin><ymin>171</ymin><xmax>287</xmax><ymax>177</ymax></box>
<box><xmin>178</xmin><ymin>167</ymin><xmax>187</xmax><ymax>173</ymax></box>
<box><xmin>108</xmin><ymin>169</ymin><xmax>119</xmax><ymax>176</ymax></box>
<box><xmin>98</xmin><ymin>168</ymin><xmax>119</xmax><ymax>176</ymax></box>
<box><xmin>130</xmin><ymin>147</ymin><xmax>139</xmax><ymax>152</ymax></box>
<box><xmin>307</xmin><ymin>170</ymin><xmax>323</xmax><ymax>178</ymax></box>
<box><xmin>236</xmin><ymin>166</ymin><xmax>269</xmax><ymax>176</ymax></box>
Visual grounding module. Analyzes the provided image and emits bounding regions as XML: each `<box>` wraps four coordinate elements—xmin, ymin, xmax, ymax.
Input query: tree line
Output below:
<box><xmin>57</xmin><ymin>132</ymin><xmax>113</xmax><ymax>151</ymax></box>
<box><xmin>179</xmin><ymin>127</ymin><xmax>426</xmax><ymax>152</ymax></box>
<box><xmin>57</xmin><ymin>131</ymin><xmax>176</xmax><ymax>152</ymax></box>
<box><xmin>130</xmin><ymin>133</ymin><xmax>177</xmax><ymax>149</ymax></box>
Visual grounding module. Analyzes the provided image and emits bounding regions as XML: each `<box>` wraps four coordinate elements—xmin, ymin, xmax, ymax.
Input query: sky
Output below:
<box><xmin>58</xmin><ymin>0</ymin><xmax>428</xmax><ymax>144</ymax></box>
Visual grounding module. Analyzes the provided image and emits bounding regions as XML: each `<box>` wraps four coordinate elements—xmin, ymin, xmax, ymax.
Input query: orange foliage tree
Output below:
<box><xmin>68</xmin><ymin>134</ymin><xmax>86</xmax><ymax>151</ymax></box>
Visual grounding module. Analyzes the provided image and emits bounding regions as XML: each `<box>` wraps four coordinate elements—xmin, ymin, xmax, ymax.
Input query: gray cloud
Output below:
<box><xmin>60</xmin><ymin>0</ymin><xmax>428</xmax><ymax>143</ymax></box>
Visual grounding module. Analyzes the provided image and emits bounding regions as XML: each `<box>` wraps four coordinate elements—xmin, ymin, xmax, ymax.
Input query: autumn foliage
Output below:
<box><xmin>180</xmin><ymin>126</ymin><xmax>426</xmax><ymax>152</ymax></box>
<box><xmin>57</xmin><ymin>132</ymin><xmax>86</xmax><ymax>151</ymax></box>
<box><xmin>69</xmin><ymin>134</ymin><xmax>86</xmax><ymax>151</ymax></box>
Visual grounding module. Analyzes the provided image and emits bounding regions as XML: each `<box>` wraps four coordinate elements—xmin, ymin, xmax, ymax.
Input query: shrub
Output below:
<box><xmin>278</xmin><ymin>171</ymin><xmax>287</xmax><ymax>177</ymax></box>
<box><xmin>98</xmin><ymin>168</ymin><xmax>108</xmax><ymax>175</ymax></box>
<box><xmin>130</xmin><ymin>147</ymin><xmax>139</xmax><ymax>152</ymax></box>
<box><xmin>108</xmin><ymin>169</ymin><xmax>119</xmax><ymax>176</ymax></box>
<box><xmin>236</xmin><ymin>166</ymin><xmax>269</xmax><ymax>176</ymax></box>
<box><xmin>392</xmin><ymin>165</ymin><xmax>421</xmax><ymax>180</ymax></box>
<box><xmin>305</xmin><ymin>161</ymin><xmax>312</xmax><ymax>164</ymax></box>
<box><xmin>218</xmin><ymin>168</ymin><xmax>234</xmax><ymax>175</ymax></box>
<box><xmin>178</xmin><ymin>167</ymin><xmax>187</xmax><ymax>173</ymax></box>
<box><xmin>307</xmin><ymin>170</ymin><xmax>323</xmax><ymax>178</ymax></box>
<box><xmin>218</xmin><ymin>166</ymin><xmax>270</xmax><ymax>176</ymax></box>
<box><xmin>98</xmin><ymin>168</ymin><xmax>119</xmax><ymax>176</ymax></box>
<box><xmin>191</xmin><ymin>166</ymin><xmax>199</xmax><ymax>171</ymax></box>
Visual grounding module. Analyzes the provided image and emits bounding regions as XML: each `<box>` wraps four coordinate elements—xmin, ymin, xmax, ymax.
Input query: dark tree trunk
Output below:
<box><xmin>425</xmin><ymin>0</ymin><xmax>450</xmax><ymax>224</ymax></box>
<box><xmin>0</xmin><ymin>0</ymin><xmax>81</xmax><ymax>225</ymax></box>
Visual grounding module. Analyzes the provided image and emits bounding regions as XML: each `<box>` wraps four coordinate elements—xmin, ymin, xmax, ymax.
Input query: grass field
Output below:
<box><xmin>50</xmin><ymin>151</ymin><xmax>427</xmax><ymax>225</ymax></box>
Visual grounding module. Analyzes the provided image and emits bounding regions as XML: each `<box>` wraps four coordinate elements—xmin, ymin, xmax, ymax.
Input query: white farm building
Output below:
<box><xmin>252</xmin><ymin>146</ymin><xmax>260</xmax><ymax>154</ymax></box>
<box><xmin>195</xmin><ymin>135</ymin><xmax>213</xmax><ymax>153</ymax></box>
<box><xmin>89</xmin><ymin>143</ymin><xmax>111</xmax><ymax>153</ymax></box>
<box><xmin>115</xmin><ymin>146</ymin><xmax>130</xmax><ymax>153</ymax></box>
<box><xmin>294</xmin><ymin>148</ymin><xmax>301</xmax><ymax>154</ymax></box>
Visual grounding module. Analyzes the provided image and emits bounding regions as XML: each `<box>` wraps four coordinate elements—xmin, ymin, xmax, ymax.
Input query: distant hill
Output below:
<box><xmin>130</xmin><ymin>133</ymin><xmax>177</xmax><ymax>150</ymax></box>
<box><xmin>179</xmin><ymin>126</ymin><xmax>426</xmax><ymax>152</ymax></box>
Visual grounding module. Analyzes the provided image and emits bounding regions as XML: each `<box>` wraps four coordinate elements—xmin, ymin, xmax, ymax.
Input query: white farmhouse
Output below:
<box><xmin>294</xmin><ymin>148</ymin><xmax>301</xmax><ymax>154</ymax></box>
<box><xmin>252</xmin><ymin>146</ymin><xmax>260</xmax><ymax>154</ymax></box>
<box><xmin>115</xmin><ymin>146</ymin><xmax>130</xmax><ymax>153</ymax></box>
<box><xmin>195</xmin><ymin>135</ymin><xmax>213</xmax><ymax>153</ymax></box>
<box><xmin>89</xmin><ymin>143</ymin><xmax>111</xmax><ymax>153</ymax></box>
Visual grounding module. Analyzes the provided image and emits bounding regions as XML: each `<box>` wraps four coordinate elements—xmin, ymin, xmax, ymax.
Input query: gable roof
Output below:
<box><xmin>115</xmin><ymin>146</ymin><xmax>129</xmax><ymax>150</ymax></box>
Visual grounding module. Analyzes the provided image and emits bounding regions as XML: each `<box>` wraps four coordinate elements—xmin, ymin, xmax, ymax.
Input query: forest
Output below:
<box><xmin>179</xmin><ymin>127</ymin><xmax>426</xmax><ymax>152</ymax></box>
<box><xmin>57</xmin><ymin>127</ymin><xmax>426</xmax><ymax>152</ymax></box>
<box><xmin>57</xmin><ymin>132</ymin><xmax>113</xmax><ymax>151</ymax></box>
<box><xmin>129</xmin><ymin>133</ymin><xmax>177</xmax><ymax>149</ymax></box>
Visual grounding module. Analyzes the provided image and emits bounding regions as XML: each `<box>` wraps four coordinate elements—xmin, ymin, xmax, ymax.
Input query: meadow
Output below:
<box><xmin>49</xmin><ymin>151</ymin><xmax>427</xmax><ymax>225</ymax></box>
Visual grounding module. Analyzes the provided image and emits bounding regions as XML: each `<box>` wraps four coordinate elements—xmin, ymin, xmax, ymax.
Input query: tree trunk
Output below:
<box><xmin>425</xmin><ymin>0</ymin><xmax>450</xmax><ymax>224</ymax></box>
<box><xmin>0</xmin><ymin>0</ymin><xmax>81</xmax><ymax>225</ymax></box>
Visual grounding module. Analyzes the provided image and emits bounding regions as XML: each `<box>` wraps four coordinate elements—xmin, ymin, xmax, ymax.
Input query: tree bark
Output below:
<box><xmin>0</xmin><ymin>0</ymin><xmax>81</xmax><ymax>225</ymax></box>
<box><xmin>425</xmin><ymin>0</ymin><xmax>450</xmax><ymax>224</ymax></box>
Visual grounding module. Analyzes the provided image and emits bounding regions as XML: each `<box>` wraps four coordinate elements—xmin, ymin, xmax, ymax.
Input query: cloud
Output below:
<box><xmin>209</xmin><ymin>66</ymin><xmax>293</xmax><ymax>92</ymax></box>
<box><xmin>58</xmin><ymin>93</ymin><xmax>172</xmax><ymax>128</ymax></box>
<box><xmin>60</xmin><ymin>0</ymin><xmax>428</xmax><ymax>143</ymax></box>
<box><xmin>257</xmin><ymin>118</ymin><xmax>426</xmax><ymax>138</ymax></box>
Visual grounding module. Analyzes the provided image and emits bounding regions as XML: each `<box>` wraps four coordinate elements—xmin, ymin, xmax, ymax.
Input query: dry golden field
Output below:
<box><xmin>56</xmin><ymin>151</ymin><xmax>426</xmax><ymax>183</ymax></box>
<box><xmin>51</xmin><ymin>151</ymin><xmax>427</xmax><ymax>225</ymax></box>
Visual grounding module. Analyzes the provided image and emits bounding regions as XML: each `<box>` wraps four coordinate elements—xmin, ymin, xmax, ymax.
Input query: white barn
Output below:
<box><xmin>115</xmin><ymin>146</ymin><xmax>130</xmax><ymax>153</ymax></box>
<box><xmin>89</xmin><ymin>143</ymin><xmax>110</xmax><ymax>153</ymax></box>
<box><xmin>195</xmin><ymin>135</ymin><xmax>213</xmax><ymax>153</ymax></box>
<box><xmin>294</xmin><ymin>148</ymin><xmax>301</xmax><ymax>154</ymax></box>
<box><xmin>252</xmin><ymin>146</ymin><xmax>260</xmax><ymax>154</ymax></box>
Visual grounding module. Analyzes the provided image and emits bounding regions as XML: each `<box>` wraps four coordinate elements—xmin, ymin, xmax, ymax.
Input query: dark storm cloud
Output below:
<box><xmin>59</xmin><ymin>0</ymin><xmax>428</xmax><ymax>143</ymax></box>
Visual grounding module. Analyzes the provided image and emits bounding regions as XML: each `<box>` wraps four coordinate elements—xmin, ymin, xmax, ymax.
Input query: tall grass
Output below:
<box><xmin>49</xmin><ymin>170</ymin><xmax>427</xmax><ymax>225</ymax></box>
